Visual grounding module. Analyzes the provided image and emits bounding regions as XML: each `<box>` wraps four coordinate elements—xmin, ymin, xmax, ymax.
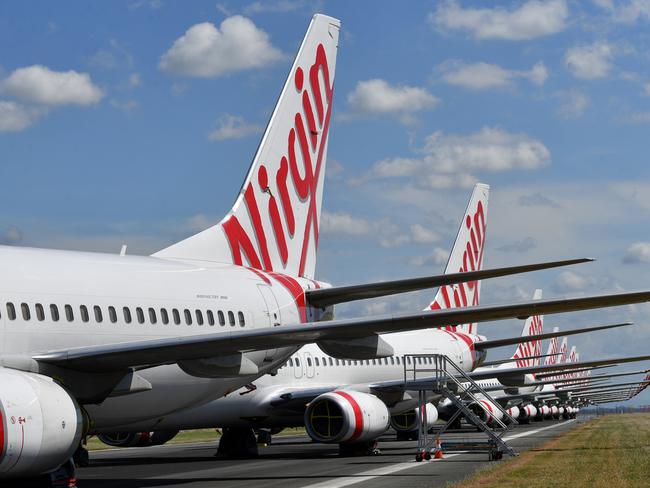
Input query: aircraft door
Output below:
<box><xmin>304</xmin><ymin>351</ymin><xmax>315</xmax><ymax>378</ymax></box>
<box><xmin>294</xmin><ymin>354</ymin><xmax>304</xmax><ymax>379</ymax></box>
<box><xmin>257</xmin><ymin>285</ymin><xmax>281</xmax><ymax>326</ymax></box>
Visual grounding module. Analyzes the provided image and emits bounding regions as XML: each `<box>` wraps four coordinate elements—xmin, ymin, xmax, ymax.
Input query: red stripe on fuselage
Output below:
<box><xmin>334</xmin><ymin>391</ymin><xmax>364</xmax><ymax>442</ymax></box>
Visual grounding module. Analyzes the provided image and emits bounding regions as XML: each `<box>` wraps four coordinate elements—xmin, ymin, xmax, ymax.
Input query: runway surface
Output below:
<box><xmin>77</xmin><ymin>420</ymin><xmax>579</xmax><ymax>488</ymax></box>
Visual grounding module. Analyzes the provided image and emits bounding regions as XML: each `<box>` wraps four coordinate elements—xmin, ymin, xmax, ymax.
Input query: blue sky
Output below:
<box><xmin>2</xmin><ymin>1</ymin><xmax>650</xmax><ymax>405</ymax></box>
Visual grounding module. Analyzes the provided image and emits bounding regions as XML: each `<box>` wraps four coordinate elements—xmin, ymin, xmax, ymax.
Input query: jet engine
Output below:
<box><xmin>505</xmin><ymin>406</ymin><xmax>520</xmax><ymax>424</ymax></box>
<box><xmin>0</xmin><ymin>369</ymin><xmax>84</xmax><ymax>478</ymax></box>
<box><xmin>469</xmin><ymin>400</ymin><xmax>503</xmax><ymax>425</ymax></box>
<box><xmin>519</xmin><ymin>404</ymin><xmax>537</xmax><ymax>420</ymax></box>
<box><xmin>539</xmin><ymin>405</ymin><xmax>551</xmax><ymax>418</ymax></box>
<box><xmin>551</xmin><ymin>405</ymin><xmax>559</xmax><ymax>418</ymax></box>
<box><xmin>97</xmin><ymin>430</ymin><xmax>179</xmax><ymax>447</ymax></box>
<box><xmin>390</xmin><ymin>403</ymin><xmax>438</xmax><ymax>433</ymax></box>
<box><xmin>304</xmin><ymin>391</ymin><xmax>390</xmax><ymax>443</ymax></box>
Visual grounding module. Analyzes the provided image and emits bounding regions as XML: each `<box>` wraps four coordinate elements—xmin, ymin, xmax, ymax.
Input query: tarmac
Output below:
<box><xmin>77</xmin><ymin>419</ymin><xmax>579</xmax><ymax>488</ymax></box>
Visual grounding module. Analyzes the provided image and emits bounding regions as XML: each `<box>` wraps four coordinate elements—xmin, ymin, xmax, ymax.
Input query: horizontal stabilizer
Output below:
<box><xmin>481</xmin><ymin>353</ymin><xmax>561</xmax><ymax>367</ymax></box>
<box><xmin>468</xmin><ymin>353</ymin><xmax>650</xmax><ymax>383</ymax></box>
<box><xmin>475</xmin><ymin>322</ymin><xmax>631</xmax><ymax>350</ymax></box>
<box><xmin>34</xmin><ymin>289</ymin><xmax>650</xmax><ymax>373</ymax></box>
<box><xmin>305</xmin><ymin>258</ymin><xmax>593</xmax><ymax>308</ymax></box>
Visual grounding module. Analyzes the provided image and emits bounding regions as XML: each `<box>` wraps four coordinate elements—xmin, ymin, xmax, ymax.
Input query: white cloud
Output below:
<box><xmin>623</xmin><ymin>242</ymin><xmax>650</xmax><ymax>263</ymax></box>
<box><xmin>321</xmin><ymin>211</ymin><xmax>410</xmax><ymax>248</ymax></box>
<box><xmin>346</xmin><ymin>79</ymin><xmax>439</xmax><ymax>122</ymax></box>
<box><xmin>367</xmin><ymin>127</ymin><xmax>550</xmax><ymax>189</ymax></box>
<box><xmin>244</xmin><ymin>0</ymin><xmax>305</xmax><ymax>14</ymax></box>
<box><xmin>643</xmin><ymin>83</ymin><xmax>650</xmax><ymax>96</ymax></box>
<box><xmin>565</xmin><ymin>42</ymin><xmax>615</xmax><ymax>79</ymax></box>
<box><xmin>1</xmin><ymin>65</ymin><xmax>104</xmax><ymax>106</ymax></box>
<box><xmin>437</xmin><ymin>60</ymin><xmax>548</xmax><ymax>90</ymax></box>
<box><xmin>409</xmin><ymin>248</ymin><xmax>449</xmax><ymax>267</ymax></box>
<box><xmin>555</xmin><ymin>89</ymin><xmax>590</xmax><ymax>118</ymax></box>
<box><xmin>553</xmin><ymin>270</ymin><xmax>595</xmax><ymax>293</ymax></box>
<box><xmin>410</xmin><ymin>224</ymin><xmax>440</xmax><ymax>244</ymax></box>
<box><xmin>110</xmin><ymin>99</ymin><xmax>139</xmax><ymax>112</ymax></box>
<box><xmin>431</xmin><ymin>0</ymin><xmax>569</xmax><ymax>41</ymax></box>
<box><xmin>321</xmin><ymin>211</ymin><xmax>373</xmax><ymax>237</ymax></box>
<box><xmin>128</xmin><ymin>73</ymin><xmax>141</xmax><ymax>88</ymax></box>
<box><xmin>159</xmin><ymin>16</ymin><xmax>284</xmax><ymax>78</ymax></box>
<box><xmin>0</xmin><ymin>101</ymin><xmax>44</xmax><ymax>131</ymax></box>
<box><xmin>208</xmin><ymin>114</ymin><xmax>262</xmax><ymax>141</ymax></box>
<box><xmin>609</xmin><ymin>0</ymin><xmax>650</xmax><ymax>23</ymax></box>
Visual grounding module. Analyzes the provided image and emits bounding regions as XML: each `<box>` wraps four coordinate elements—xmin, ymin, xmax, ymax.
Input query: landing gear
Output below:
<box><xmin>338</xmin><ymin>440</ymin><xmax>381</xmax><ymax>457</ymax></box>
<box><xmin>396</xmin><ymin>430</ymin><xmax>418</xmax><ymax>441</ymax></box>
<box><xmin>73</xmin><ymin>444</ymin><xmax>89</xmax><ymax>468</ymax></box>
<box><xmin>256</xmin><ymin>429</ymin><xmax>273</xmax><ymax>445</ymax></box>
<box><xmin>216</xmin><ymin>427</ymin><xmax>259</xmax><ymax>459</ymax></box>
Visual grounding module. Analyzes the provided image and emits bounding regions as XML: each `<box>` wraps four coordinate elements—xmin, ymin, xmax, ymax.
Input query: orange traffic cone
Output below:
<box><xmin>434</xmin><ymin>437</ymin><xmax>444</xmax><ymax>459</ymax></box>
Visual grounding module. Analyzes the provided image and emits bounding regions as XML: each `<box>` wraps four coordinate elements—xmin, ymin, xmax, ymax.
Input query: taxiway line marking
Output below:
<box><xmin>304</xmin><ymin>420</ymin><xmax>575</xmax><ymax>488</ymax></box>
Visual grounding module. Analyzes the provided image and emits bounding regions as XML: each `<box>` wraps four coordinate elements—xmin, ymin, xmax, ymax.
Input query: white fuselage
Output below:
<box><xmin>114</xmin><ymin>329</ymin><xmax>480</xmax><ymax>432</ymax></box>
<box><xmin>0</xmin><ymin>245</ymin><xmax>317</xmax><ymax>431</ymax></box>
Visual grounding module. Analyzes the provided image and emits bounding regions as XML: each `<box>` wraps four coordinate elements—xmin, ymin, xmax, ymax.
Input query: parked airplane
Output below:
<box><xmin>3</xmin><ymin>13</ymin><xmax>650</xmax><ymax>486</ymax></box>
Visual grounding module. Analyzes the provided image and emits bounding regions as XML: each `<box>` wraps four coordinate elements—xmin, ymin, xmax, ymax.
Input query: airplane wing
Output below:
<box><xmin>305</xmin><ymin>258</ymin><xmax>591</xmax><ymax>307</ymax></box>
<box><xmin>34</xmin><ymin>289</ymin><xmax>650</xmax><ymax>373</ymax></box>
<box><xmin>474</xmin><ymin>322</ymin><xmax>631</xmax><ymax>350</ymax></box>
<box><xmin>467</xmin><ymin>354</ymin><xmax>650</xmax><ymax>383</ymax></box>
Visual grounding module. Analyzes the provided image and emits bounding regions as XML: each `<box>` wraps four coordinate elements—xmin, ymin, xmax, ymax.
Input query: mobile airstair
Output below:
<box><xmin>403</xmin><ymin>354</ymin><xmax>518</xmax><ymax>461</ymax></box>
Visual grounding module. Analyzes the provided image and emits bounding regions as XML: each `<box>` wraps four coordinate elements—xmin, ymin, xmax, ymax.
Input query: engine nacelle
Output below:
<box><xmin>519</xmin><ymin>404</ymin><xmax>537</xmax><ymax>420</ymax></box>
<box><xmin>539</xmin><ymin>405</ymin><xmax>551</xmax><ymax>418</ymax></box>
<box><xmin>97</xmin><ymin>430</ymin><xmax>179</xmax><ymax>447</ymax></box>
<box><xmin>0</xmin><ymin>369</ymin><xmax>83</xmax><ymax>478</ymax></box>
<box><xmin>505</xmin><ymin>406</ymin><xmax>520</xmax><ymax>423</ymax></box>
<box><xmin>390</xmin><ymin>403</ymin><xmax>438</xmax><ymax>432</ymax></box>
<box><xmin>551</xmin><ymin>405</ymin><xmax>559</xmax><ymax>418</ymax></box>
<box><xmin>305</xmin><ymin>391</ymin><xmax>390</xmax><ymax>444</ymax></box>
<box><xmin>469</xmin><ymin>400</ymin><xmax>503</xmax><ymax>425</ymax></box>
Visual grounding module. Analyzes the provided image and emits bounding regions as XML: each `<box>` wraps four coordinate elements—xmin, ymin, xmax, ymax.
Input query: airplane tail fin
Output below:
<box><xmin>510</xmin><ymin>289</ymin><xmax>544</xmax><ymax>368</ymax></box>
<box><xmin>559</xmin><ymin>337</ymin><xmax>568</xmax><ymax>363</ymax></box>
<box><xmin>153</xmin><ymin>14</ymin><xmax>340</xmax><ymax>280</ymax></box>
<box><xmin>426</xmin><ymin>183</ymin><xmax>489</xmax><ymax>334</ymax></box>
<box><xmin>544</xmin><ymin>326</ymin><xmax>560</xmax><ymax>365</ymax></box>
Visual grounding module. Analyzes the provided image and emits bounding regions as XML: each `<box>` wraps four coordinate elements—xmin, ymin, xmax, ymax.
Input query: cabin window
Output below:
<box><xmin>160</xmin><ymin>308</ymin><xmax>169</xmax><ymax>325</ymax></box>
<box><xmin>207</xmin><ymin>310</ymin><xmax>215</xmax><ymax>326</ymax></box>
<box><xmin>6</xmin><ymin>302</ymin><xmax>15</xmax><ymax>320</ymax></box>
<box><xmin>136</xmin><ymin>307</ymin><xmax>144</xmax><ymax>324</ymax></box>
<box><xmin>123</xmin><ymin>307</ymin><xmax>132</xmax><ymax>324</ymax></box>
<box><xmin>390</xmin><ymin>357</ymin><xmax>395</xmax><ymax>365</ymax></box>
<box><xmin>20</xmin><ymin>303</ymin><xmax>30</xmax><ymax>321</ymax></box>
<box><xmin>184</xmin><ymin>309</ymin><xmax>192</xmax><ymax>325</ymax></box>
<box><xmin>238</xmin><ymin>311</ymin><xmax>245</xmax><ymax>327</ymax></box>
<box><xmin>288</xmin><ymin>358</ymin><xmax>294</xmax><ymax>367</ymax></box>
<box><xmin>328</xmin><ymin>358</ymin><xmax>333</xmax><ymax>366</ymax></box>
<box><xmin>50</xmin><ymin>304</ymin><xmax>59</xmax><ymax>322</ymax></box>
<box><xmin>228</xmin><ymin>311</ymin><xmax>235</xmax><ymax>327</ymax></box>
<box><xmin>108</xmin><ymin>306</ymin><xmax>117</xmax><ymax>323</ymax></box>
<box><xmin>35</xmin><ymin>303</ymin><xmax>45</xmax><ymax>321</ymax></box>
<box><xmin>94</xmin><ymin>306</ymin><xmax>103</xmax><ymax>323</ymax></box>
<box><xmin>148</xmin><ymin>308</ymin><xmax>157</xmax><ymax>324</ymax></box>
<box><xmin>65</xmin><ymin>304</ymin><xmax>74</xmax><ymax>322</ymax></box>
<box><xmin>195</xmin><ymin>310</ymin><xmax>203</xmax><ymax>326</ymax></box>
<box><xmin>295</xmin><ymin>357</ymin><xmax>301</xmax><ymax>367</ymax></box>
<box><xmin>172</xmin><ymin>308</ymin><xmax>181</xmax><ymax>325</ymax></box>
<box><xmin>218</xmin><ymin>310</ymin><xmax>225</xmax><ymax>326</ymax></box>
<box><xmin>80</xmin><ymin>305</ymin><xmax>89</xmax><ymax>323</ymax></box>
<box><xmin>315</xmin><ymin>357</ymin><xmax>320</xmax><ymax>366</ymax></box>
<box><xmin>307</xmin><ymin>357</ymin><xmax>312</xmax><ymax>367</ymax></box>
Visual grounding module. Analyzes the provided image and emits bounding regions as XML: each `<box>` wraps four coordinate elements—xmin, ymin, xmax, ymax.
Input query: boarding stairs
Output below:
<box><xmin>403</xmin><ymin>354</ymin><xmax>518</xmax><ymax>461</ymax></box>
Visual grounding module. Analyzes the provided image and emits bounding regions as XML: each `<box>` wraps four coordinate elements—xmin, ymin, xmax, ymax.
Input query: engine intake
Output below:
<box><xmin>0</xmin><ymin>369</ymin><xmax>83</xmax><ymax>478</ymax></box>
<box><xmin>390</xmin><ymin>404</ymin><xmax>438</xmax><ymax>432</ymax></box>
<box><xmin>305</xmin><ymin>391</ymin><xmax>389</xmax><ymax>444</ymax></box>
